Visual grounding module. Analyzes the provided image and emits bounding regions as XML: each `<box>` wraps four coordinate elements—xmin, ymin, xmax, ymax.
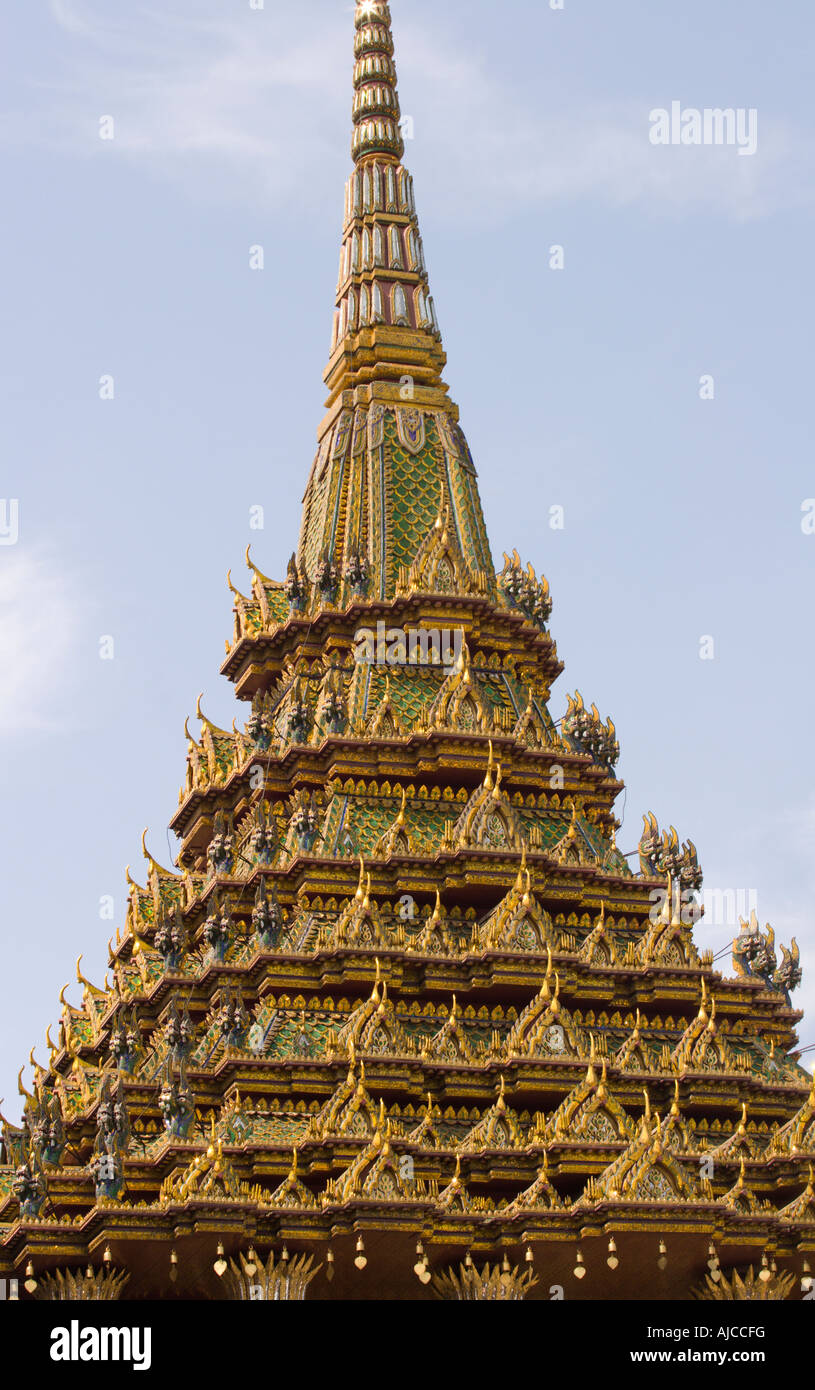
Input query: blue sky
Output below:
<box><xmin>1</xmin><ymin>0</ymin><xmax>814</xmax><ymax>1115</ymax></box>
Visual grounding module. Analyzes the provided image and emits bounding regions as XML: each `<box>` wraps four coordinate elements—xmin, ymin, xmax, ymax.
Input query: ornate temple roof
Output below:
<box><xmin>0</xmin><ymin>0</ymin><xmax>811</xmax><ymax>1305</ymax></box>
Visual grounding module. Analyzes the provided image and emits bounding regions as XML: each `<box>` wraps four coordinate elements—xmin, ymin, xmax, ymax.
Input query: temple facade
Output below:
<box><xmin>1</xmin><ymin>0</ymin><xmax>812</xmax><ymax>1302</ymax></box>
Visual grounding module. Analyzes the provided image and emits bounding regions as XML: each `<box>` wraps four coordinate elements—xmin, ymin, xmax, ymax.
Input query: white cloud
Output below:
<box><xmin>50</xmin><ymin>0</ymin><xmax>94</xmax><ymax>38</ymax></box>
<box><xmin>0</xmin><ymin>547</ymin><xmax>82</xmax><ymax>734</ymax></box>
<box><xmin>2</xmin><ymin>2</ymin><xmax>806</xmax><ymax>222</ymax></box>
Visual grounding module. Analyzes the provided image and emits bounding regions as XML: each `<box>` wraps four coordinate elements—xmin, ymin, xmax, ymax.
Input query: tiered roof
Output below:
<box><xmin>1</xmin><ymin>0</ymin><xmax>810</xmax><ymax>1302</ymax></box>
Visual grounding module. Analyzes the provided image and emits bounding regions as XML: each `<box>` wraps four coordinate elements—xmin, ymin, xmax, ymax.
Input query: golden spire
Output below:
<box><xmin>298</xmin><ymin>0</ymin><xmax>495</xmax><ymax>604</ymax></box>
<box><xmin>352</xmin><ymin>2</ymin><xmax>404</xmax><ymax>165</ymax></box>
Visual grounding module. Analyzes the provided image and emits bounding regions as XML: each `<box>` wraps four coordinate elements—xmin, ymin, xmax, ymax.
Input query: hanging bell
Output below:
<box><xmin>801</xmin><ymin>1259</ymin><xmax>812</xmax><ymax>1294</ymax></box>
<box><xmin>573</xmin><ymin>1249</ymin><xmax>586</xmax><ymax>1280</ymax></box>
<box><xmin>414</xmin><ymin>1242</ymin><xmax>432</xmax><ymax>1286</ymax></box>
<box><xmin>606</xmin><ymin>1238</ymin><xmax>619</xmax><ymax>1271</ymax></box>
<box><xmin>759</xmin><ymin>1253</ymin><xmax>772</xmax><ymax>1284</ymax></box>
<box><xmin>281</xmin><ymin>1246</ymin><xmax>290</xmax><ymax>1264</ymax></box>
<box><xmin>103</xmin><ymin>1246</ymin><xmax>112</xmax><ymax>1265</ymax></box>
<box><xmin>657</xmin><ymin>1239</ymin><xmax>668</xmax><ymax>1271</ymax></box>
<box><xmin>214</xmin><ymin>1242</ymin><xmax>227</xmax><ymax>1278</ymax></box>
<box><xmin>24</xmin><ymin>1260</ymin><xmax>37</xmax><ymax>1295</ymax></box>
<box><xmin>525</xmin><ymin>1246</ymin><xmax>533</xmax><ymax>1265</ymax></box>
<box><xmin>326</xmin><ymin>1248</ymin><xmax>335</xmax><ymax>1284</ymax></box>
<box><xmin>464</xmin><ymin>1251</ymin><xmax>473</xmax><ymax>1269</ymax></box>
<box><xmin>244</xmin><ymin>1246</ymin><xmax>258</xmax><ymax>1278</ymax></box>
<box><xmin>354</xmin><ymin>1236</ymin><xmax>367</xmax><ymax>1271</ymax></box>
<box><xmin>170</xmin><ymin>1249</ymin><xmax>179</xmax><ymax>1284</ymax></box>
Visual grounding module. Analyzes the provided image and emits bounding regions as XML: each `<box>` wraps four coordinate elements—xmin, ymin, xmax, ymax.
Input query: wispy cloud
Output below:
<box><xmin>0</xmin><ymin>1</ymin><xmax>804</xmax><ymax>222</ymax></box>
<box><xmin>0</xmin><ymin>547</ymin><xmax>82</xmax><ymax>735</ymax></box>
<box><xmin>50</xmin><ymin>0</ymin><xmax>95</xmax><ymax>39</ymax></box>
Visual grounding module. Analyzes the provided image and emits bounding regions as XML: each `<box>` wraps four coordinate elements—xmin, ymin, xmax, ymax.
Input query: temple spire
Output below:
<box><xmin>352</xmin><ymin>1</ymin><xmax>405</xmax><ymax>165</ymax></box>
<box><xmin>326</xmin><ymin>0</ymin><xmax>444</xmax><ymax>399</ymax></box>
<box><xmin>297</xmin><ymin>0</ymin><xmax>495</xmax><ymax>601</ymax></box>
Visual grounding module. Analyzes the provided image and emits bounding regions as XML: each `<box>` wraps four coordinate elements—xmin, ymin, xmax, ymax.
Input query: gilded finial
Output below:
<box><xmin>76</xmin><ymin>956</ymin><xmax>105</xmax><ymax>998</ymax></box>
<box><xmin>369</xmin><ymin>958</ymin><xmax>382</xmax><ymax>1003</ymax></box>
<box><xmin>484</xmin><ymin>739</ymin><xmax>495</xmax><ymax>791</ymax></box>
<box><xmin>638</xmin><ymin>1090</ymin><xmax>652</xmax><ymax>1141</ymax></box>
<box><xmin>522</xmin><ymin>868</ymin><xmax>532</xmax><ymax>907</ymax></box>
<box><xmin>598</xmin><ymin>1057</ymin><xmax>608</xmax><ymax>1098</ymax></box>
<box><xmin>141</xmin><ymin>829</ymin><xmax>176</xmax><ymax>878</ymax></box>
<box><xmin>515</xmin><ymin>843</ymin><xmax>527</xmax><ymax>890</ymax></box>
<box><xmin>356</xmin><ymin>855</ymin><xmax>365</xmax><ymax>901</ymax></box>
